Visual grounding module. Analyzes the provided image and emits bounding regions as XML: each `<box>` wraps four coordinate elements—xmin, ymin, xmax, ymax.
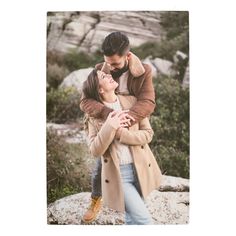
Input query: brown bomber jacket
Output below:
<box><xmin>80</xmin><ymin>62</ymin><xmax>156</xmax><ymax>125</ymax></box>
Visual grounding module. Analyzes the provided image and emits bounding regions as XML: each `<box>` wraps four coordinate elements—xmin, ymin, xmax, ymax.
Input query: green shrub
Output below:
<box><xmin>150</xmin><ymin>75</ymin><xmax>189</xmax><ymax>178</ymax></box>
<box><xmin>63</xmin><ymin>49</ymin><xmax>103</xmax><ymax>72</ymax></box>
<box><xmin>47</xmin><ymin>87</ymin><xmax>83</xmax><ymax>123</ymax></box>
<box><xmin>47</xmin><ymin>63</ymin><xmax>69</xmax><ymax>89</ymax></box>
<box><xmin>160</xmin><ymin>11</ymin><xmax>189</xmax><ymax>40</ymax></box>
<box><xmin>132</xmin><ymin>31</ymin><xmax>188</xmax><ymax>62</ymax></box>
<box><xmin>47</xmin><ymin>49</ymin><xmax>103</xmax><ymax>73</ymax></box>
<box><xmin>47</xmin><ymin>128</ymin><xmax>92</xmax><ymax>203</ymax></box>
<box><xmin>47</xmin><ymin>51</ymin><xmax>65</xmax><ymax>67</ymax></box>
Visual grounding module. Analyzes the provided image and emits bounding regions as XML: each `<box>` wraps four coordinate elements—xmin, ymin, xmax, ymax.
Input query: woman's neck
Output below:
<box><xmin>102</xmin><ymin>92</ymin><xmax>117</xmax><ymax>103</ymax></box>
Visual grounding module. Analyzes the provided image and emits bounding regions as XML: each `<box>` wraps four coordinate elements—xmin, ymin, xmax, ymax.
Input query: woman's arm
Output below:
<box><xmin>88</xmin><ymin>119</ymin><xmax>116</xmax><ymax>157</ymax></box>
<box><xmin>88</xmin><ymin>111</ymin><xmax>131</xmax><ymax>157</ymax></box>
<box><xmin>118</xmin><ymin>117</ymin><xmax>154</xmax><ymax>145</ymax></box>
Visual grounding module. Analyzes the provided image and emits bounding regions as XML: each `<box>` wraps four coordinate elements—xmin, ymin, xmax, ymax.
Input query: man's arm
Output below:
<box><xmin>128</xmin><ymin>64</ymin><xmax>156</xmax><ymax>125</ymax></box>
<box><xmin>80</xmin><ymin>94</ymin><xmax>113</xmax><ymax>120</ymax></box>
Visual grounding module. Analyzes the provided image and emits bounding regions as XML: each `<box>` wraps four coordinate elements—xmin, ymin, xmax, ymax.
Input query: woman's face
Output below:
<box><xmin>97</xmin><ymin>70</ymin><xmax>118</xmax><ymax>94</ymax></box>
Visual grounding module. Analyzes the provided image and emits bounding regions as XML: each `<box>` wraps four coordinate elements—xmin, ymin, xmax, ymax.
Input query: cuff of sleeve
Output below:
<box><xmin>119</xmin><ymin>128</ymin><xmax>129</xmax><ymax>143</ymax></box>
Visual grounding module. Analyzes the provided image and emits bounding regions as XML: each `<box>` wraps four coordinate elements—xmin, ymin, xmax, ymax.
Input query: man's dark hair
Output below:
<box><xmin>102</xmin><ymin>31</ymin><xmax>130</xmax><ymax>56</ymax></box>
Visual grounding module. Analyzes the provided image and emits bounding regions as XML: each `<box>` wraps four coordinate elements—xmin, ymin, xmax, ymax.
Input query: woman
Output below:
<box><xmin>82</xmin><ymin>69</ymin><xmax>162</xmax><ymax>225</ymax></box>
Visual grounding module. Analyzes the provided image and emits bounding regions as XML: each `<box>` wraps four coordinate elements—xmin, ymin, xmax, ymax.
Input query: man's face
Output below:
<box><xmin>104</xmin><ymin>54</ymin><xmax>128</xmax><ymax>72</ymax></box>
<box><xmin>104</xmin><ymin>54</ymin><xmax>129</xmax><ymax>79</ymax></box>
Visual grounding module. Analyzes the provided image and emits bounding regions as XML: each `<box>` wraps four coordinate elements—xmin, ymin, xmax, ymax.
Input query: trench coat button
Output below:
<box><xmin>105</xmin><ymin>179</ymin><xmax>109</xmax><ymax>183</ymax></box>
<box><xmin>104</xmin><ymin>159</ymin><xmax>108</xmax><ymax>163</ymax></box>
<box><xmin>141</xmin><ymin>145</ymin><xmax>144</xmax><ymax>149</ymax></box>
<box><xmin>149</xmin><ymin>163</ymin><xmax>151</xmax><ymax>167</ymax></box>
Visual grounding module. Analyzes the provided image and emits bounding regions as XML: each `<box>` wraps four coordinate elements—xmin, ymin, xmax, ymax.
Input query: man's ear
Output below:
<box><xmin>127</xmin><ymin>51</ymin><xmax>132</xmax><ymax>60</ymax></box>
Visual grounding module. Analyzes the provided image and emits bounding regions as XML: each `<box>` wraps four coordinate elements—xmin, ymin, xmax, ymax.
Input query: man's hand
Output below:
<box><xmin>106</xmin><ymin>110</ymin><xmax>131</xmax><ymax>130</ymax></box>
<box><xmin>118</xmin><ymin>110</ymin><xmax>135</xmax><ymax>127</ymax></box>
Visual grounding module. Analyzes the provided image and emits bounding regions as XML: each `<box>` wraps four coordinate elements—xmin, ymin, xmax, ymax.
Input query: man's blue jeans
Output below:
<box><xmin>91</xmin><ymin>158</ymin><xmax>102</xmax><ymax>198</ymax></box>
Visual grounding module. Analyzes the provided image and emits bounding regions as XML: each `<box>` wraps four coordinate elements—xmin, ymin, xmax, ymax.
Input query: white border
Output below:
<box><xmin>1</xmin><ymin>0</ymin><xmax>236</xmax><ymax>235</ymax></box>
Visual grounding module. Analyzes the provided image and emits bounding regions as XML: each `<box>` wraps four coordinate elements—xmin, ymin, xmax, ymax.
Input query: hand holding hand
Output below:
<box><xmin>117</xmin><ymin>110</ymin><xmax>135</xmax><ymax>127</ymax></box>
<box><xmin>106</xmin><ymin>110</ymin><xmax>131</xmax><ymax>130</ymax></box>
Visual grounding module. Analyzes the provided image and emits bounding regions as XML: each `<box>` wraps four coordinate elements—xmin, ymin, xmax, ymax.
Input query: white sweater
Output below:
<box><xmin>103</xmin><ymin>97</ymin><xmax>133</xmax><ymax>165</ymax></box>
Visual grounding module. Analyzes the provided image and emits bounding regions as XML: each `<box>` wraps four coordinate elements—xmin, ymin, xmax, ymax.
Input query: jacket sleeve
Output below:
<box><xmin>128</xmin><ymin>64</ymin><xmax>156</xmax><ymax>124</ymax></box>
<box><xmin>119</xmin><ymin>117</ymin><xmax>154</xmax><ymax>145</ymax></box>
<box><xmin>80</xmin><ymin>94</ymin><xmax>113</xmax><ymax>120</ymax></box>
<box><xmin>88</xmin><ymin>119</ymin><xmax>117</xmax><ymax>157</ymax></box>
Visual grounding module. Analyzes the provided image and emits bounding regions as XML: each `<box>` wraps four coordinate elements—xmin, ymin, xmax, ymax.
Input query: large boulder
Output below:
<box><xmin>59</xmin><ymin>67</ymin><xmax>93</xmax><ymax>93</ymax></box>
<box><xmin>47</xmin><ymin>175</ymin><xmax>189</xmax><ymax>225</ymax></box>
<box><xmin>142</xmin><ymin>56</ymin><xmax>158</xmax><ymax>78</ymax></box>
<box><xmin>152</xmin><ymin>57</ymin><xmax>175</xmax><ymax>77</ymax></box>
<box><xmin>159</xmin><ymin>175</ymin><xmax>189</xmax><ymax>192</ymax></box>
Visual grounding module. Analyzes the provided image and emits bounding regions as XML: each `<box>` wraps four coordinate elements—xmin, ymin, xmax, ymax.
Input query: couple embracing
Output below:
<box><xmin>80</xmin><ymin>32</ymin><xmax>162</xmax><ymax>225</ymax></box>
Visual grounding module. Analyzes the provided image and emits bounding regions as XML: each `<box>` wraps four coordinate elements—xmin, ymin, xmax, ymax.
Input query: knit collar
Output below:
<box><xmin>103</xmin><ymin>95</ymin><xmax>121</xmax><ymax>110</ymax></box>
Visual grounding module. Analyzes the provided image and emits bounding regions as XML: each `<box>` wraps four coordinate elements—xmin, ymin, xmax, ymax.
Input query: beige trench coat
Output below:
<box><xmin>88</xmin><ymin>95</ymin><xmax>162</xmax><ymax>212</ymax></box>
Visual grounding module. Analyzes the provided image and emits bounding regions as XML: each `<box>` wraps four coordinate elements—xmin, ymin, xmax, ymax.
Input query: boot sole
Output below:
<box><xmin>81</xmin><ymin>205</ymin><xmax>102</xmax><ymax>224</ymax></box>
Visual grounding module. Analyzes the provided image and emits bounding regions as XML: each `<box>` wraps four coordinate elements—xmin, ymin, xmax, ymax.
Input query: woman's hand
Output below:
<box><xmin>115</xmin><ymin>127</ymin><xmax>127</xmax><ymax>140</ymax></box>
<box><xmin>106</xmin><ymin>110</ymin><xmax>132</xmax><ymax>130</ymax></box>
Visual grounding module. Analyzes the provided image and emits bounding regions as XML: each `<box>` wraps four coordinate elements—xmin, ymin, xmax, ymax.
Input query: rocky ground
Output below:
<box><xmin>47</xmin><ymin>175</ymin><xmax>189</xmax><ymax>225</ymax></box>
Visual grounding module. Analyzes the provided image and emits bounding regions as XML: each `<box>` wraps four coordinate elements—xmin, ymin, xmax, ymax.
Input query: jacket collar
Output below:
<box><xmin>128</xmin><ymin>52</ymin><xmax>145</xmax><ymax>77</ymax></box>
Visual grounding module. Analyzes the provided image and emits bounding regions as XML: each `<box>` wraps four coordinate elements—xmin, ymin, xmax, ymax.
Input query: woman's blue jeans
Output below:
<box><xmin>91</xmin><ymin>159</ymin><xmax>153</xmax><ymax>224</ymax></box>
<box><xmin>120</xmin><ymin>163</ymin><xmax>153</xmax><ymax>225</ymax></box>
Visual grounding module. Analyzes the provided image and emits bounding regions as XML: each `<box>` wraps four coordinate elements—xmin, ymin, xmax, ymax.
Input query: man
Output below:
<box><xmin>80</xmin><ymin>31</ymin><xmax>156</xmax><ymax>223</ymax></box>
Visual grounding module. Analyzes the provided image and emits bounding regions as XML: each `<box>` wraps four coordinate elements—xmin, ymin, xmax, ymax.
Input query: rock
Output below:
<box><xmin>47</xmin><ymin>176</ymin><xmax>189</xmax><ymax>225</ymax></box>
<box><xmin>159</xmin><ymin>175</ymin><xmax>189</xmax><ymax>192</ymax></box>
<box><xmin>146</xmin><ymin>191</ymin><xmax>189</xmax><ymax>224</ymax></box>
<box><xmin>47</xmin><ymin>192</ymin><xmax>124</xmax><ymax>225</ymax></box>
<box><xmin>173</xmin><ymin>50</ymin><xmax>188</xmax><ymax>63</ymax></box>
<box><xmin>47</xmin><ymin>14</ymin><xmax>70</xmax><ymax>51</ymax></box>
<box><xmin>47</xmin><ymin>12</ymin><xmax>163</xmax><ymax>54</ymax></box>
<box><xmin>59</xmin><ymin>57</ymin><xmax>175</xmax><ymax>92</ymax></box>
<box><xmin>59</xmin><ymin>67</ymin><xmax>93</xmax><ymax>93</ymax></box>
<box><xmin>47</xmin><ymin>123</ymin><xmax>88</xmax><ymax>144</ymax></box>
<box><xmin>47</xmin><ymin>12</ymin><xmax>99</xmax><ymax>53</ymax></box>
<box><xmin>142</xmin><ymin>56</ymin><xmax>158</xmax><ymax>78</ymax></box>
<box><xmin>152</xmin><ymin>57</ymin><xmax>175</xmax><ymax>77</ymax></box>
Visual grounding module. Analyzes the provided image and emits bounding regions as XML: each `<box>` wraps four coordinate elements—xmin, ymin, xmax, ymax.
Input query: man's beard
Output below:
<box><xmin>111</xmin><ymin>61</ymin><xmax>129</xmax><ymax>79</ymax></box>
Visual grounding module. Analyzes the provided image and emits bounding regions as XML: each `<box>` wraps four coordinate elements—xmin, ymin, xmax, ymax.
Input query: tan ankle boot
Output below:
<box><xmin>82</xmin><ymin>196</ymin><xmax>102</xmax><ymax>223</ymax></box>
